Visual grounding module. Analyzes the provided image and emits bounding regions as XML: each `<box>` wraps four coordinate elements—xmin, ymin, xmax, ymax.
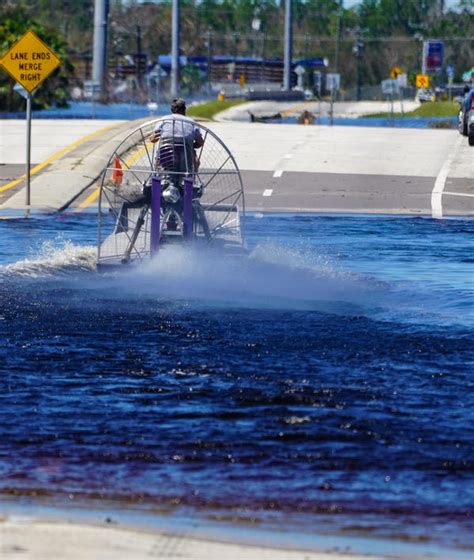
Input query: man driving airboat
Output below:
<box><xmin>150</xmin><ymin>97</ymin><xmax>204</xmax><ymax>176</ymax></box>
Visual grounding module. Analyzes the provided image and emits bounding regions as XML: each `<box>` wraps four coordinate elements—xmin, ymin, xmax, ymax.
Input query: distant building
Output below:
<box><xmin>157</xmin><ymin>54</ymin><xmax>327</xmax><ymax>86</ymax></box>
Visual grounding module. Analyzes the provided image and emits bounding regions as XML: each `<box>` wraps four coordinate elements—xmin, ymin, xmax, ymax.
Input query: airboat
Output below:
<box><xmin>96</xmin><ymin>118</ymin><xmax>245</xmax><ymax>271</ymax></box>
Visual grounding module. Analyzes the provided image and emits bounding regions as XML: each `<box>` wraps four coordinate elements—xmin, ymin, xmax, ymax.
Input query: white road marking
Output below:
<box><xmin>431</xmin><ymin>136</ymin><xmax>462</xmax><ymax>219</ymax></box>
<box><xmin>273</xmin><ymin>169</ymin><xmax>283</xmax><ymax>178</ymax></box>
<box><xmin>263</xmin><ymin>189</ymin><xmax>273</xmax><ymax>197</ymax></box>
<box><xmin>443</xmin><ymin>191</ymin><xmax>474</xmax><ymax>198</ymax></box>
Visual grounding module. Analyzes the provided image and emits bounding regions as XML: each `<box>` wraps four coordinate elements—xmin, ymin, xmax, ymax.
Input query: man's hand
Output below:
<box><xmin>150</xmin><ymin>131</ymin><xmax>160</xmax><ymax>144</ymax></box>
<box><xmin>193</xmin><ymin>133</ymin><xmax>204</xmax><ymax>149</ymax></box>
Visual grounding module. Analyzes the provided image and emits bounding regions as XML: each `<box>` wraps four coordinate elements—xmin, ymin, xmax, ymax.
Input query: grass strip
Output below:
<box><xmin>365</xmin><ymin>101</ymin><xmax>459</xmax><ymax>118</ymax></box>
<box><xmin>187</xmin><ymin>99</ymin><xmax>246</xmax><ymax>120</ymax></box>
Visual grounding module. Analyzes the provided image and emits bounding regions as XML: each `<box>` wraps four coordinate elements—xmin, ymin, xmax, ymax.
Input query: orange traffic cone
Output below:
<box><xmin>112</xmin><ymin>156</ymin><xmax>123</xmax><ymax>186</ymax></box>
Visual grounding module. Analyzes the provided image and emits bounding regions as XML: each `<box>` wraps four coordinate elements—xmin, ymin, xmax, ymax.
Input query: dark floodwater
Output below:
<box><xmin>0</xmin><ymin>213</ymin><xmax>472</xmax><ymax>554</ymax></box>
<box><xmin>1</xmin><ymin>101</ymin><xmax>169</xmax><ymax>120</ymax></box>
<box><xmin>267</xmin><ymin>115</ymin><xmax>457</xmax><ymax>128</ymax></box>
<box><xmin>1</xmin><ymin>101</ymin><xmax>456</xmax><ymax>129</ymax></box>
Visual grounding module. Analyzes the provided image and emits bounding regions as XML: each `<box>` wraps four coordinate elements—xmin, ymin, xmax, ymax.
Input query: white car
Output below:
<box><xmin>467</xmin><ymin>109</ymin><xmax>474</xmax><ymax>146</ymax></box>
<box><xmin>415</xmin><ymin>88</ymin><xmax>434</xmax><ymax>102</ymax></box>
<box><xmin>458</xmin><ymin>89</ymin><xmax>474</xmax><ymax>146</ymax></box>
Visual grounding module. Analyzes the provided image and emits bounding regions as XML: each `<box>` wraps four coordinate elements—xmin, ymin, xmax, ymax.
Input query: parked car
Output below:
<box><xmin>458</xmin><ymin>88</ymin><xmax>474</xmax><ymax>142</ymax></box>
<box><xmin>415</xmin><ymin>88</ymin><xmax>434</xmax><ymax>102</ymax></box>
<box><xmin>467</xmin><ymin>107</ymin><xmax>474</xmax><ymax>146</ymax></box>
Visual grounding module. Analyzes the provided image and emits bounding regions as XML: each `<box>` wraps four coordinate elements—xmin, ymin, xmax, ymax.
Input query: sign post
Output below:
<box><xmin>381</xmin><ymin>78</ymin><xmax>399</xmax><ymax>123</ymax></box>
<box><xmin>397</xmin><ymin>73</ymin><xmax>407</xmax><ymax>116</ymax></box>
<box><xmin>314</xmin><ymin>71</ymin><xmax>322</xmax><ymax>118</ymax></box>
<box><xmin>326</xmin><ymin>73</ymin><xmax>340</xmax><ymax>126</ymax></box>
<box><xmin>0</xmin><ymin>30</ymin><xmax>61</xmax><ymax>210</ymax></box>
<box><xmin>26</xmin><ymin>92</ymin><xmax>32</xmax><ymax>207</ymax></box>
<box><xmin>446</xmin><ymin>64</ymin><xmax>454</xmax><ymax>102</ymax></box>
<box><xmin>294</xmin><ymin>64</ymin><xmax>305</xmax><ymax>90</ymax></box>
<box><xmin>84</xmin><ymin>80</ymin><xmax>100</xmax><ymax>119</ymax></box>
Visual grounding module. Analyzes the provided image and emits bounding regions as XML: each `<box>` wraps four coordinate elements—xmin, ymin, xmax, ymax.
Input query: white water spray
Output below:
<box><xmin>104</xmin><ymin>243</ymin><xmax>378</xmax><ymax>312</ymax></box>
<box><xmin>1</xmin><ymin>241</ymin><xmax>96</xmax><ymax>278</ymax></box>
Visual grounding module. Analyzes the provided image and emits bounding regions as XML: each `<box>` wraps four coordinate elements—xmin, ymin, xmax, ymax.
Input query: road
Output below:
<box><xmin>215</xmin><ymin>99</ymin><xmax>422</xmax><ymax>122</ymax></box>
<box><xmin>208</xmin><ymin>122</ymin><xmax>472</xmax><ymax>216</ymax></box>
<box><xmin>0</xmin><ymin>117</ymin><xmax>472</xmax><ymax>216</ymax></box>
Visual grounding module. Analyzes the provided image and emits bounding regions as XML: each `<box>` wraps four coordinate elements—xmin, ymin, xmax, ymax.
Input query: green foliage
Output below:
<box><xmin>407</xmin><ymin>101</ymin><xmax>460</xmax><ymax>117</ymax></box>
<box><xmin>358</xmin><ymin>0</ymin><xmax>438</xmax><ymax>36</ymax></box>
<box><xmin>366</xmin><ymin>101</ymin><xmax>459</xmax><ymax>118</ymax></box>
<box><xmin>180</xmin><ymin>65</ymin><xmax>206</xmax><ymax>96</ymax></box>
<box><xmin>0</xmin><ymin>0</ymin><xmax>472</xmax><ymax>103</ymax></box>
<box><xmin>294</xmin><ymin>0</ymin><xmax>340</xmax><ymax>36</ymax></box>
<box><xmin>195</xmin><ymin>0</ymin><xmax>280</xmax><ymax>34</ymax></box>
<box><xmin>187</xmin><ymin>99</ymin><xmax>246</xmax><ymax>120</ymax></box>
<box><xmin>0</xmin><ymin>6</ymin><xmax>75</xmax><ymax>112</ymax></box>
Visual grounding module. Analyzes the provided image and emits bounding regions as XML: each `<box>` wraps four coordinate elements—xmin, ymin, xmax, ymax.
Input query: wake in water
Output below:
<box><xmin>0</xmin><ymin>241</ymin><xmax>96</xmax><ymax>278</ymax></box>
<box><xmin>0</xmin><ymin>239</ymin><xmax>385</xmax><ymax>317</ymax></box>
<box><xmin>112</xmin><ymin>242</ymin><xmax>380</xmax><ymax>313</ymax></box>
<box><xmin>0</xmin><ymin>239</ymin><xmax>469</xmax><ymax>326</ymax></box>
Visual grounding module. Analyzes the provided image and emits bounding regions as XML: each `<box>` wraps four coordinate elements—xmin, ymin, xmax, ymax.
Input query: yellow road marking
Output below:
<box><xmin>76</xmin><ymin>187</ymin><xmax>101</xmax><ymax>209</ymax></box>
<box><xmin>0</xmin><ymin>124</ymin><xmax>118</xmax><ymax>194</ymax></box>
<box><xmin>75</xmin><ymin>142</ymin><xmax>153</xmax><ymax>212</ymax></box>
<box><xmin>124</xmin><ymin>142</ymin><xmax>153</xmax><ymax>167</ymax></box>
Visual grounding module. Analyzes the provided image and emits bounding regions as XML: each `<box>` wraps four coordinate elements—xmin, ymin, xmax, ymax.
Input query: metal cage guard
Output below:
<box><xmin>97</xmin><ymin>117</ymin><xmax>245</xmax><ymax>270</ymax></box>
<box><xmin>150</xmin><ymin>176</ymin><xmax>161</xmax><ymax>255</ymax></box>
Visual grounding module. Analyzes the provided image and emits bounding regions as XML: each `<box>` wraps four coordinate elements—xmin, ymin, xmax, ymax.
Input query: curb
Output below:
<box><xmin>0</xmin><ymin>118</ymin><xmax>151</xmax><ymax>212</ymax></box>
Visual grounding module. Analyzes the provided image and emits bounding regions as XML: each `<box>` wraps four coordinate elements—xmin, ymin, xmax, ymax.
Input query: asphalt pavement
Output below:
<box><xmin>209</xmin><ymin>122</ymin><xmax>473</xmax><ymax>216</ymax></box>
<box><xmin>0</xmin><ymin>114</ymin><xmax>472</xmax><ymax>217</ymax></box>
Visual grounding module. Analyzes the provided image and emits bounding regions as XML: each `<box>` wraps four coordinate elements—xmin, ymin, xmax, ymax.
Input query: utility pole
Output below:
<box><xmin>206</xmin><ymin>30</ymin><xmax>212</xmax><ymax>96</ymax></box>
<box><xmin>171</xmin><ymin>0</ymin><xmax>180</xmax><ymax>98</ymax></box>
<box><xmin>136</xmin><ymin>25</ymin><xmax>143</xmax><ymax>89</ymax></box>
<box><xmin>353</xmin><ymin>28</ymin><xmax>364</xmax><ymax>101</ymax></box>
<box><xmin>232</xmin><ymin>32</ymin><xmax>239</xmax><ymax>81</ymax></box>
<box><xmin>438</xmin><ymin>0</ymin><xmax>445</xmax><ymax>17</ymax></box>
<box><xmin>92</xmin><ymin>0</ymin><xmax>110</xmax><ymax>98</ymax></box>
<box><xmin>421</xmin><ymin>39</ymin><xmax>428</xmax><ymax>76</ymax></box>
<box><xmin>283</xmin><ymin>0</ymin><xmax>292</xmax><ymax>91</ymax></box>
<box><xmin>334</xmin><ymin>0</ymin><xmax>343</xmax><ymax>73</ymax></box>
<box><xmin>330</xmin><ymin>0</ymin><xmax>343</xmax><ymax>123</ymax></box>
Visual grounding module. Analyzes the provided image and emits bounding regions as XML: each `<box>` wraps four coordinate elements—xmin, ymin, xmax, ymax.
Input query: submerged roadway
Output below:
<box><xmin>0</xmin><ymin>109</ymin><xmax>472</xmax><ymax>217</ymax></box>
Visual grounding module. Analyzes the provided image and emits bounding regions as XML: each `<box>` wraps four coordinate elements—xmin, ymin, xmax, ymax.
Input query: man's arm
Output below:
<box><xmin>193</xmin><ymin>129</ymin><xmax>204</xmax><ymax>149</ymax></box>
<box><xmin>150</xmin><ymin>121</ymin><xmax>164</xmax><ymax>144</ymax></box>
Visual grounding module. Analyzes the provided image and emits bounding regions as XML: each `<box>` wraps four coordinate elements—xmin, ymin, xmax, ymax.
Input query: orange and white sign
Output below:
<box><xmin>0</xmin><ymin>30</ymin><xmax>61</xmax><ymax>93</ymax></box>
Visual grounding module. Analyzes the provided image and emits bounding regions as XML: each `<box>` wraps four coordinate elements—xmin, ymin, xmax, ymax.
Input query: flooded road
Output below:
<box><xmin>0</xmin><ymin>213</ymin><xmax>473</xmax><ymax>555</ymax></box>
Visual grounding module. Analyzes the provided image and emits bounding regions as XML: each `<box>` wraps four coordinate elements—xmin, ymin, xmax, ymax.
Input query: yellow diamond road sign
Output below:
<box><xmin>390</xmin><ymin>66</ymin><xmax>403</xmax><ymax>79</ymax></box>
<box><xmin>0</xmin><ymin>29</ymin><xmax>61</xmax><ymax>93</ymax></box>
<box><xmin>416</xmin><ymin>74</ymin><xmax>430</xmax><ymax>88</ymax></box>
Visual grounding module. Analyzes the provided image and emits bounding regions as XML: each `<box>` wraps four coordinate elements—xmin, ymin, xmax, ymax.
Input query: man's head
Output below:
<box><xmin>171</xmin><ymin>98</ymin><xmax>186</xmax><ymax>115</ymax></box>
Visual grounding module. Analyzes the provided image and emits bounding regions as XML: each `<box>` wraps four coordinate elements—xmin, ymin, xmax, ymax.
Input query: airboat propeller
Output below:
<box><xmin>96</xmin><ymin>118</ymin><xmax>245</xmax><ymax>271</ymax></box>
